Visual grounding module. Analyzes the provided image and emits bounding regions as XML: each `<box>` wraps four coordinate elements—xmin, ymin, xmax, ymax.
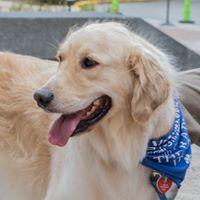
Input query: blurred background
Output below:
<box><xmin>0</xmin><ymin>0</ymin><xmax>199</xmax><ymax>55</ymax></box>
<box><xmin>0</xmin><ymin>1</ymin><xmax>200</xmax><ymax>200</ymax></box>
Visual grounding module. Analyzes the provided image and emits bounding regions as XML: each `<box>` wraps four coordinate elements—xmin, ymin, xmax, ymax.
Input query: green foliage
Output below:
<box><xmin>10</xmin><ymin>2</ymin><xmax>25</xmax><ymax>11</ymax></box>
<box><xmin>8</xmin><ymin>0</ymin><xmax>68</xmax><ymax>12</ymax></box>
<box><xmin>79</xmin><ymin>4</ymin><xmax>95</xmax><ymax>11</ymax></box>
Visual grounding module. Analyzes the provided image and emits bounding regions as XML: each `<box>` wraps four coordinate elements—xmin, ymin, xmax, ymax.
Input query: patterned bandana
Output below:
<box><xmin>142</xmin><ymin>98</ymin><xmax>191</xmax><ymax>200</ymax></box>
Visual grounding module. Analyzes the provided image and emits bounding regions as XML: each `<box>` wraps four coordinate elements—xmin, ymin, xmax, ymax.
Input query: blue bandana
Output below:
<box><xmin>142</xmin><ymin>98</ymin><xmax>191</xmax><ymax>199</ymax></box>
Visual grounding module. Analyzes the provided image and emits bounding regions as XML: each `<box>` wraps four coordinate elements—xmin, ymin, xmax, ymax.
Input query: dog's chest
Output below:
<box><xmin>46</xmin><ymin>146</ymin><xmax>157</xmax><ymax>200</ymax></box>
<box><xmin>0</xmin><ymin>155</ymin><xmax>43</xmax><ymax>200</ymax></box>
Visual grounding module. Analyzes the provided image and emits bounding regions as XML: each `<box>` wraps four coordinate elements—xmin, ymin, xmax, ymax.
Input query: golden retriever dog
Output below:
<box><xmin>0</xmin><ymin>22</ymin><xmax>189</xmax><ymax>200</ymax></box>
<box><xmin>40</xmin><ymin>22</ymin><xmax>176</xmax><ymax>200</ymax></box>
<box><xmin>0</xmin><ymin>53</ymin><xmax>57</xmax><ymax>200</ymax></box>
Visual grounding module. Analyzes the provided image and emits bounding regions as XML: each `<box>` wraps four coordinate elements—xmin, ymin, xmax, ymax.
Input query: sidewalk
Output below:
<box><xmin>148</xmin><ymin>20</ymin><xmax>200</xmax><ymax>55</ymax></box>
<box><xmin>96</xmin><ymin>0</ymin><xmax>200</xmax><ymax>55</ymax></box>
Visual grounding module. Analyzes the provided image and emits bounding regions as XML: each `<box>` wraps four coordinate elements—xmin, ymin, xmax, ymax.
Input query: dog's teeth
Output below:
<box><xmin>86</xmin><ymin>110</ymin><xmax>93</xmax><ymax>116</ymax></box>
<box><xmin>86</xmin><ymin>112</ymin><xmax>91</xmax><ymax>116</ymax></box>
<box><xmin>91</xmin><ymin>106</ymin><xmax>96</xmax><ymax>113</ymax></box>
<box><xmin>93</xmin><ymin>99</ymin><xmax>100</xmax><ymax>106</ymax></box>
<box><xmin>86</xmin><ymin>106</ymin><xmax>96</xmax><ymax>116</ymax></box>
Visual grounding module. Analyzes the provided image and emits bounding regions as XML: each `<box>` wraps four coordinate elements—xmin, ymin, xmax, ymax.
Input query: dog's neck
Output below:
<box><xmin>45</xmin><ymin>96</ymin><xmax>175</xmax><ymax>200</ymax></box>
<box><xmin>87</xmin><ymin>95</ymin><xmax>175</xmax><ymax>172</ymax></box>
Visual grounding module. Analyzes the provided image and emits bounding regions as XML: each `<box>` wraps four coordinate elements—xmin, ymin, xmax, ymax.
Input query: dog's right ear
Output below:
<box><xmin>128</xmin><ymin>50</ymin><xmax>170</xmax><ymax>124</ymax></box>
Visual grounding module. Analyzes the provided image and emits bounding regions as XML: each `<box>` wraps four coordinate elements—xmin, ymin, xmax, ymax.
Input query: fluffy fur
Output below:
<box><xmin>0</xmin><ymin>53</ymin><xmax>57</xmax><ymax>200</ymax></box>
<box><xmin>0</xmin><ymin>22</ymin><xmax>177</xmax><ymax>200</ymax></box>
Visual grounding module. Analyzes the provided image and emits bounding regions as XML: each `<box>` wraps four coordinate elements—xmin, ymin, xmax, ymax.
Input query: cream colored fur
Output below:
<box><xmin>0</xmin><ymin>53</ymin><xmax>57</xmax><ymax>200</ymax></box>
<box><xmin>0</xmin><ymin>22</ymin><xmax>176</xmax><ymax>200</ymax></box>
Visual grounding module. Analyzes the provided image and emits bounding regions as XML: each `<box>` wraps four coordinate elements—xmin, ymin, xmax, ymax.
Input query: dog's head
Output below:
<box><xmin>34</xmin><ymin>22</ymin><xmax>173</xmax><ymax>146</ymax></box>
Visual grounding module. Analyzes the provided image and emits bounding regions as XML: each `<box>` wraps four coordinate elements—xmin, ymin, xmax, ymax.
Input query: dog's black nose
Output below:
<box><xmin>34</xmin><ymin>88</ymin><xmax>54</xmax><ymax>108</ymax></box>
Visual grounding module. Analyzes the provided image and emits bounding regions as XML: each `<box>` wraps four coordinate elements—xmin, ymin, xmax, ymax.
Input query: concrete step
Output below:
<box><xmin>148</xmin><ymin>19</ymin><xmax>200</xmax><ymax>56</ymax></box>
<box><xmin>0</xmin><ymin>12</ymin><xmax>199</xmax><ymax>70</ymax></box>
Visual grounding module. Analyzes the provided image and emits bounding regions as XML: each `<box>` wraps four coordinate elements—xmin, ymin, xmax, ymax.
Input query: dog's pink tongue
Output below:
<box><xmin>48</xmin><ymin>113</ymin><xmax>82</xmax><ymax>147</ymax></box>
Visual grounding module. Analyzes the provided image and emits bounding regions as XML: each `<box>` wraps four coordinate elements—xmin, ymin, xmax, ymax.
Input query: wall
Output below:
<box><xmin>0</xmin><ymin>12</ymin><xmax>200</xmax><ymax>70</ymax></box>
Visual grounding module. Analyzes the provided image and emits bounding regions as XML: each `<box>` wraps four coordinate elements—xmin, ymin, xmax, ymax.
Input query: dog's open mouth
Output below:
<box><xmin>48</xmin><ymin>95</ymin><xmax>112</xmax><ymax>147</ymax></box>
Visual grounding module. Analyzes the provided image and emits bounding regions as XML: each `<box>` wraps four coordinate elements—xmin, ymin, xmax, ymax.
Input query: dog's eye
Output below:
<box><xmin>81</xmin><ymin>57</ymin><xmax>98</xmax><ymax>69</ymax></box>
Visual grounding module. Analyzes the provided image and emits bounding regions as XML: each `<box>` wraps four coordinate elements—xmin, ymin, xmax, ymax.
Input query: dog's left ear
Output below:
<box><xmin>129</xmin><ymin>50</ymin><xmax>170</xmax><ymax>124</ymax></box>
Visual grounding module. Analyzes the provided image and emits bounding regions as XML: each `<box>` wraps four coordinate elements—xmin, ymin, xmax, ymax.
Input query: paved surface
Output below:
<box><xmin>1</xmin><ymin>12</ymin><xmax>199</xmax><ymax>69</ymax></box>
<box><xmin>96</xmin><ymin>0</ymin><xmax>200</xmax><ymax>24</ymax></box>
<box><xmin>96</xmin><ymin>0</ymin><xmax>200</xmax><ymax>55</ymax></box>
<box><xmin>149</xmin><ymin>20</ymin><xmax>200</xmax><ymax>55</ymax></box>
<box><xmin>176</xmin><ymin>145</ymin><xmax>200</xmax><ymax>200</ymax></box>
<box><xmin>1</xmin><ymin>0</ymin><xmax>200</xmax><ymax>55</ymax></box>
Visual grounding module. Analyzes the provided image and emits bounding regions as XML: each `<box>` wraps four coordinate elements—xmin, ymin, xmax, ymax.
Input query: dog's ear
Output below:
<box><xmin>129</xmin><ymin>50</ymin><xmax>170</xmax><ymax>124</ymax></box>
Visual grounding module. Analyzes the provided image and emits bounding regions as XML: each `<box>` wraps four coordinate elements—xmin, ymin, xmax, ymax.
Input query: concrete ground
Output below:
<box><xmin>1</xmin><ymin>0</ymin><xmax>200</xmax><ymax>54</ymax></box>
<box><xmin>149</xmin><ymin>20</ymin><xmax>200</xmax><ymax>55</ymax></box>
<box><xmin>96</xmin><ymin>0</ymin><xmax>200</xmax><ymax>23</ymax></box>
<box><xmin>176</xmin><ymin>145</ymin><xmax>200</xmax><ymax>200</ymax></box>
<box><xmin>96</xmin><ymin>0</ymin><xmax>200</xmax><ymax>55</ymax></box>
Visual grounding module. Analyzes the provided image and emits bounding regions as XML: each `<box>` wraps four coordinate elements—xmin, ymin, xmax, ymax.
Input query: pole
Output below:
<box><xmin>166</xmin><ymin>0</ymin><xmax>170</xmax><ymax>24</ymax></box>
<box><xmin>161</xmin><ymin>0</ymin><xmax>173</xmax><ymax>26</ymax></box>
<box><xmin>112</xmin><ymin>0</ymin><xmax>119</xmax><ymax>14</ymax></box>
<box><xmin>67</xmin><ymin>0</ymin><xmax>77</xmax><ymax>12</ymax></box>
